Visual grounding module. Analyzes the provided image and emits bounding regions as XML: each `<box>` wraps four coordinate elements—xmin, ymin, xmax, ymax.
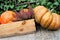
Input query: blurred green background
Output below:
<box><xmin>0</xmin><ymin>0</ymin><xmax>60</xmax><ymax>14</ymax></box>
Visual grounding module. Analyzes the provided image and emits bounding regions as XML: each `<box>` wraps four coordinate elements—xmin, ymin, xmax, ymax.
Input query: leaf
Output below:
<box><xmin>58</xmin><ymin>0</ymin><xmax>60</xmax><ymax>3</ymax></box>
<box><xmin>22</xmin><ymin>5</ymin><xmax>27</xmax><ymax>8</ymax></box>
<box><xmin>4</xmin><ymin>5</ymin><xmax>9</xmax><ymax>10</ymax></box>
<box><xmin>47</xmin><ymin>2</ymin><xmax>52</xmax><ymax>6</ymax></box>
<box><xmin>21</xmin><ymin>0</ymin><xmax>26</xmax><ymax>1</ymax></box>
<box><xmin>10</xmin><ymin>5</ymin><xmax>14</xmax><ymax>9</ymax></box>
<box><xmin>16</xmin><ymin>6</ymin><xmax>21</xmax><ymax>10</ymax></box>
<box><xmin>36</xmin><ymin>2</ymin><xmax>40</xmax><ymax>5</ymax></box>
<box><xmin>53</xmin><ymin>1</ymin><xmax>59</xmax><ymax>6</ymax></box>
<box><xmin>28</xmin><ymin>0</ymin><xmax>35</xmax><ymax>2</ymax></box>
<box><xmin>0</xmin><ymin>11</ymin><xmax>3</xmax><ymax>14</ymax></box>
<box><xmin>40</xmin><ymin>0</ymin><xmax>47</xmax><ymax>5</ymax></box>
<box><xmin>18</xmin><ymin>0</ymin><xmax>21</xmax><ymax>2</ymax></box>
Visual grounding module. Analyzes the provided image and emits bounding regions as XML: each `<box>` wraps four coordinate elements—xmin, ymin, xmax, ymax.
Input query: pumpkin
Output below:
<box><xmin>19</xmin><ymin>9</ymin><xmax>33</xmax><ymax>20</ymax></box>
<box><xmin>0</xmin><ymin>16</ymin><xmax>1</xmax><ymax>24</ymax></box>
<box><xmin>34</xmin><ymin>6</ymin><xmax>60</xmax><ymax>30</ymax></box>
<box><xmin>0</xmin><ymin>11</ymin><xmax>17</xmax><ymax>24</ymax></box>
<box><xmin>33</xmin><ymin>6</ymin><xmax>48</xmax><ymax>23</ymax></box>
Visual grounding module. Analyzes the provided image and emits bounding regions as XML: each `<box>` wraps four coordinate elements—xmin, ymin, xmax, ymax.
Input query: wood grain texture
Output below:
<box><xmin>0</xmin><ymin>19</ymin><xmax>36</xmax><ymax>38</ymax></box>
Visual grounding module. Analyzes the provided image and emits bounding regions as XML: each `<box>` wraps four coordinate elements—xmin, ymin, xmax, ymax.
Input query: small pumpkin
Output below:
<box><xmin>19</xmin><ymin>9</ymin><xmax>33</xmax><ymax>20</ymax></box>
<box><xmin>0</xmin><ymin>11</ymin><xmax>17</xmax><ymax>24</ymax></box>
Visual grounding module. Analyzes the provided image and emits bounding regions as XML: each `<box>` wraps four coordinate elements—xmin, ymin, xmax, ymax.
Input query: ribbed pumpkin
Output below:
<box><xmin>34</xmin><ymin>6</ymin><xmax>60</xmax><ymax>30</ymax></box>
<box><xmin>0</xmin><ymin>11</ymin><xmax>17</xmax><ymax>24</ymax></box>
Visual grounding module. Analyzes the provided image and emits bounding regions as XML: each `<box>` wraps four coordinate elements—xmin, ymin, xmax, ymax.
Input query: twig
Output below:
<box><xmin>16</xmin><ymin>1</ymin><xmax>38</xmax><ymax>6</ymax></box>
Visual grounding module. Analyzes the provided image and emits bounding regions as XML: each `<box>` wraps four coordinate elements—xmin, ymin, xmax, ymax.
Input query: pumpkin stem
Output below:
<box><xmin>51</xmin><ymin>7</ymin><xmax>57</xmax><ymax>13</ymax></box>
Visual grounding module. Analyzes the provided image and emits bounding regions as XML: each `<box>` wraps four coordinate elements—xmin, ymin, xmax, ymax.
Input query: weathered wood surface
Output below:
<box><xmin>0</xmin><ymin>26</ymin><xmax>60</xmax><ymax>40</ymax></box>
<box><xmin>0</xmin><ymin>19</ymin><xmax>36</xmax><ymax>38</ymax></box>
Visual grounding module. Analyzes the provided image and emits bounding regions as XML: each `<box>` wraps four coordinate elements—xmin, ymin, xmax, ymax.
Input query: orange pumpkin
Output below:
<box><xmin>34</xmin><ymin>6</ymin><xmax>60</xmax><ymax>30</ymax></box>
<box><xmin>0</xmin><ymin>16</ymin><xmax>1</xmax><ymax>24</ymax></box>
<box><xmin>0</xmin><ymin>11</ymin><xmax>17</xmax><ymax>24</ymax></box>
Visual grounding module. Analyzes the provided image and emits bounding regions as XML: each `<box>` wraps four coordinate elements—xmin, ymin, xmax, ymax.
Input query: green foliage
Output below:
<box><xmin>0</xmin><ymin>0</ymin><xmax>60</xmax><ymax>14</ymax></box>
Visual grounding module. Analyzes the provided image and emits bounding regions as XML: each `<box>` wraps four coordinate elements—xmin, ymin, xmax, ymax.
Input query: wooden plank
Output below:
<box><xmin>0</xmin><ymin>19</ymin><xmax>36</xmax><ymax>38</ymax></box>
